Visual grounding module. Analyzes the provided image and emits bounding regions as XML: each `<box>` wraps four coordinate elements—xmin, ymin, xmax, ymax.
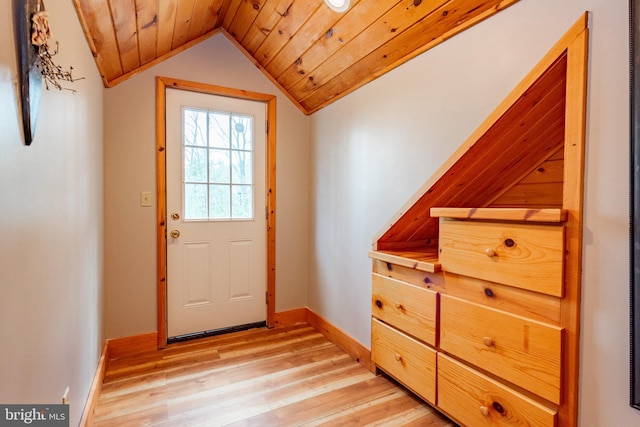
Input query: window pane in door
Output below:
<box><xmin>232</xmin><ymin>185</ymin><xmax>252</xmax><ymax>219</ymax></box>
<box><xmin>184</xmin><ymin>109</ymin><xmax>207</xmax><ymax>147</ymax></box>
<box><xmin>185</xmin><ymin>184</ymin><xmax>208</xmax><ymax>219</ymax></box>
<box><xmin>210</xmin><ymin>184</ymin><xmax>230</xmax><ymax>219</ymax></box>
<box><xmin>232</xmin><ymin>151</ymin><xmax>252</xmax><ymax>185</ymax></box>
<box><xmin>184</xmin><ymin>147</ymin><xmax>208</xmax><ymax>183</ymax></box>
<box><xmin>183</xmin><ymin>107</ymin><xmax>254</xmax><ymax>221</ymax></box>
<box><xmin>209</xmin><ymin>112</ymin><xmax>230</xmax><ymax>148</ymax></box>
<box><xmin>231</xmin><ymin>115</ymin><xmax>252</xmax><ymax>150</ymax></box>
<box><xmin>209</xmin><ymin>149</ymin><xmax>230</xmax><ymax>183</ymax></box>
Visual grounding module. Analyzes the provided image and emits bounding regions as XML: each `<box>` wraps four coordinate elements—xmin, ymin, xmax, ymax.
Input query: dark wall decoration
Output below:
<box><xmin>14</xmin><ymin>0</ymin><xmax>43</xmax><ymax>146</ymax></box>
<box><xmin>13</xmin><ymin>0</ymin><xmax>82</xmax><ymax>146</ymax></box>
<box><xmin>632</xmin><ymin>0</ymin><xmax>640</xmax><ymax>411</ymax></box>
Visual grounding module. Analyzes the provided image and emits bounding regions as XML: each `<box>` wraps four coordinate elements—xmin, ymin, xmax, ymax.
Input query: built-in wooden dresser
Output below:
<box><xmin>370</xmin><ymin>208</ymin><xmax>567</xmax><ymax>426</ymax></box>
<box><xmin>369</xmin><ymin>14</ymin><xmax>589</xmax><ymax>427</ymax></box>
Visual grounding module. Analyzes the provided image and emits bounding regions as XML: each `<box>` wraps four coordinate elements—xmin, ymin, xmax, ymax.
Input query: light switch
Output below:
<box><xmin>140</xmin><ymin>191</ymin><xmax>152</xmax><ymax>207</ymax></box>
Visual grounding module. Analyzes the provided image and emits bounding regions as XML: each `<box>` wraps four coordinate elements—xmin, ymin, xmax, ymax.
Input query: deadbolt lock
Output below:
<box><xmin>171</xmin><ymin>212</ymin><xmax>180</xmax><ymax>221</ymax></box>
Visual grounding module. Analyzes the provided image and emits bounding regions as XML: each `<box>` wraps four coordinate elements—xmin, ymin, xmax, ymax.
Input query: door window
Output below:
<box><xmin>183</xmin><ymin>108</ymin><xmax>254</xmax><ymax>221</ymax></box>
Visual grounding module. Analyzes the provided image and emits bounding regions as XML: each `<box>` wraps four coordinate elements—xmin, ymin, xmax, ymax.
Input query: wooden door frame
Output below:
<box><xmin>155</xmin><ymin>77</ymin><xmax>277</xmax><ymax>348</ymax></box>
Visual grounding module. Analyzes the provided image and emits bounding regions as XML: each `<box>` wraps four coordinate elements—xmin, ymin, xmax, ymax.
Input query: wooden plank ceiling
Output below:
<box><xmin>73</xmin><ymin>0</ymin><xmax>519</xmax><ymax>114</ymax></box>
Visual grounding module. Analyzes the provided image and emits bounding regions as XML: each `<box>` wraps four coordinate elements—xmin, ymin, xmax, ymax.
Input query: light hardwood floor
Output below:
<box><xmin>93</xmin><ymin>324</ymin><xmax>455</xmax><ymax>426</ymax></box>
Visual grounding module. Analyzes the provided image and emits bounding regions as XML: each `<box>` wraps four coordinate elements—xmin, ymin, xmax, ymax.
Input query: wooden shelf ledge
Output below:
<box><xmin>368</xmin><ymin>249</ymin><xmax>441</xmax><ymax>273</ymax></box>
<box><xmin>430</xmin><ymin>207</ymin><xmax>567</xmax><ymax>223</ymax></box>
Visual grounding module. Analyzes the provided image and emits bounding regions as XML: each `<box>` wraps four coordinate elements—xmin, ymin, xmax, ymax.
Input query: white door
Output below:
<box><xmin>166</xmin><ymin>88</ymin><xmax>267</xmax><ymax>338</ymax></box>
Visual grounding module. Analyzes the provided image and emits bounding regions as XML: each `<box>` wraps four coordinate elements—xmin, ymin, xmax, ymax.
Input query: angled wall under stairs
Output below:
<box><xmin>369</xmin><ymin>13</ymin><xmax>589</xmax><ymax>427</ymax></box>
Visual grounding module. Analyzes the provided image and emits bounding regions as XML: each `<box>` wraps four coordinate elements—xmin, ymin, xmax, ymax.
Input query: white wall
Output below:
<box><xmin>104</xmin><ymin>34</ymin><xmax>310</xmax><ymax>338</ymax></box>
<box><xmin>0</xmin><ymin>0</ymin><xmax>104</xmax><ymax>425</ymax></box>
<box><xmin>309</xmin><ymin>0</ymin><xmax>636</xmax><ymax>425</ymax></box>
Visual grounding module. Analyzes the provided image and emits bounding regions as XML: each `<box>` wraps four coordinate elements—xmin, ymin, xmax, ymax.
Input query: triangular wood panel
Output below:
<box><xmin>374</xmin><ymin>51</ymin><xmax>569</xmax><ymax>252</ymax></box>
<box><xmin>369</xmin><ymin>13</ymin><xmax>589</xmax><ymax>427</ymax></box>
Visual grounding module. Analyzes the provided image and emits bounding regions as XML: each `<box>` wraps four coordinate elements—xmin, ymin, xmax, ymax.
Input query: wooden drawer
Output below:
<box><xmin>440</xmin><ymin>295</ymin><xmax>562</xmax><ymax>404</ymax></box>
<box><xmin>371</xmin><ymin>273</ymin><xmax>437</xmax><ymax>346</ymax></box>
<box><xmin>438</xmin><ymin>219</ymin><xmax>565</xmax><ymax>297</ymax></box>
<box><xmin>441</xmin><ymin>272</ymin><xmax>562</xmax><ymax>326</ymax></box>
<box><xmin>371</xmin><ymin>318</ymin><xmax>436</xmax><ymax>404</ymax></box>
<box><xmin>438</xmin><ymin>353</ymin><xmax>557</xmax><ymax>427</ymax></box>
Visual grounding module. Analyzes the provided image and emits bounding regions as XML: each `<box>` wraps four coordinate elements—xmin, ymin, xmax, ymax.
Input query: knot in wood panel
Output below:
<box><xmin>142</xmin><ymin>15</ymin><xmax>157</xmax><ymax>30</ymax></box>
<box><xmin>280</xmin><ymin>5</ymin><xmax>291</xmax><ymax>17</ymax></box>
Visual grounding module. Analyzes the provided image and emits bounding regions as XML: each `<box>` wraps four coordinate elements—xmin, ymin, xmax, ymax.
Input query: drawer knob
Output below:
<box><xmin>479</xmin><ymin>406</ymin><xmax>489</xmax><ymax>417</ymax></box>
<box><xmin>485</xmin><ymin>248</ymin><xmax>496</xmax><ymax>257</ymax></box>
<box><xmin>394</xmin><ymin>353</ymin><xmax>402</xmax><ymax>362</ymax></box>
<box><xmin>483</xmin><ymin>336</ymin><xmax>494</xmax><ymax>347</ymax></box>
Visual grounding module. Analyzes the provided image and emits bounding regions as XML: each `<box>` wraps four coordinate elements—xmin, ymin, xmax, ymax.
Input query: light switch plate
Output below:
<box><xmin>140</xmin><ymin>191</ymin><xmax>152</xmax><ymax>207</ymax></box>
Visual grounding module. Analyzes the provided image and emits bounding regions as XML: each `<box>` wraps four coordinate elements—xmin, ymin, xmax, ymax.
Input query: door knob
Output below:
<box><xmin>170</xmin><ymin>230</ymin><xmax>180</xmax><ymax>238</ymax></box>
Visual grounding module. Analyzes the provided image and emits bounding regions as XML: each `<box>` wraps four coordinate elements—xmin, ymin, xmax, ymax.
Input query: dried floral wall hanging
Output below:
<box><xmin>31</xmin><ymin>4</ymin><xmax>83</xmax><ymax>92</ymax></box>
<box><xmin>14</xmin><ymin>0</ymin><xmax>83</xmax><ymax>145</ymax></box>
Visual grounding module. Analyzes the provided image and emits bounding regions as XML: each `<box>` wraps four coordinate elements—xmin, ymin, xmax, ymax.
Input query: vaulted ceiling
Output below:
<box><xmin>73</xmin><ymin>0</ymin><xmax>519</xmax><ymax>114</ymax></box>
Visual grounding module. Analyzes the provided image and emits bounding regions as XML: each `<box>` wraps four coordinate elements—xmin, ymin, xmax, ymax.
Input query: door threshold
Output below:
<box><xmin>167</xmin><ymin>321</ymin><xmax>267</xmax><ymax>344</ymax></box>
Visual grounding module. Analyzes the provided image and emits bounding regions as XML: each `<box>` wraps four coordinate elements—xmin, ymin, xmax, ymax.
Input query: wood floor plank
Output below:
<box><xmin>93</xmin><ymin>404</ymin><xmax>169</xmax><ymax>427</ymax></box>
<box><xmin>255</xmin><ymin>376</ymin><xmax>402</xmax><ymax>425</ymax></box>
<box><xmin>99</xmin><ymin>371</ymin><xmax>167</xmax><ymax>398</ymax></box>
<box><xmin>307</xmin><ymin>392</ymin><xmax>432</xmax><ymax>426</ymax></box>
<box><xmin>162</xmin><ymin>353</ymin><xmax>353</xmax><ymax>416</ymax></box>
<box><xmin>164</xmin><ymin>354</ymin><xmax>357</xmax><ymax>418</ymax></box>
<box><xmin>93</xmin><ymin>324</ymin><xmax>454</xmax><ymax>426</ymax></box>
